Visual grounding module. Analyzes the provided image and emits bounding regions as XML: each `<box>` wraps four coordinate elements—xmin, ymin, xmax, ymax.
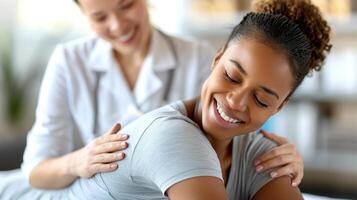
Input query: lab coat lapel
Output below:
<box><xmin>88</xmin><ymin>37</ymin><xmax>133</xmax><ymax>100</ymax></box>
<box><xmin>88</xmin><ymin>37</ymin><xmax>113</xmax><ymax>72</ymax></box>
<box><xmin>134</xmin><ymin>29</ymin><xmax>177</xmax><ymax>107</ymax></box>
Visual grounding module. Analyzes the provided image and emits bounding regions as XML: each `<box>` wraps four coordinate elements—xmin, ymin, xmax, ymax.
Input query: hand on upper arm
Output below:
<box><xmin>255</xmin><ymin>130</ymin><xmax>304</xmax><ymax>186</ymax></box>
<box><xmin>167</xmin><ymin>176</ymin><xmax>228</xmax><ymax>200</ymax></box>
<box><xmin>69</xmin><ymin>123</ymin><xmax>129</xmax><ymax>178</ymax></box>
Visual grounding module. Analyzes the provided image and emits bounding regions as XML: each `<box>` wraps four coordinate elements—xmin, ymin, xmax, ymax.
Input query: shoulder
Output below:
<box><xmin>237</xmin><ymin>132</ymin><xmax>277</xmax><ymax>159</ymax></box>
<box><xmin>129</xmin><ymin>103</ymin><xmax>206</xmax><ymax>149</ymax></box>
<box><xmin>128</xmin><ymin>103</ymin><xmax>222</xmax><ymax>190</ymax></box>
<box><xmin>233</xmin><ymin>132</ymin><xmax>278</xmax><ymax>199</ymax></box>
<box><xmin>52</xmin><ymin>35</ymin><xmax>101</xmax><ymax>60</ymax></box>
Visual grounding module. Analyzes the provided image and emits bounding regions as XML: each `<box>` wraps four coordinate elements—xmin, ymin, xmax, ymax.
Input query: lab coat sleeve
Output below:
<box><xmin>21</xmin><ymin>45</ymin><xmax>74</xmax><ymax>179</ymax></box>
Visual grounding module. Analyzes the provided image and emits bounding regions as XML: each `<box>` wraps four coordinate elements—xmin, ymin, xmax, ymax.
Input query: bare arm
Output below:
<box><xmin>167</xmin><ymin>176</ymin><xmax>229</xmax><ymax>200</ymax></box>
<box><xmin>167</xmin><ymin>175</ymin><xmax>302</xmax><ymax>200</ymax></box>
<box><xmin>29</xmin><ymin>123</ymin><xmax>128</xmax><ymax>189</ymax></box>
<box><xmin>253</xmin><ymin>176</ymin><xmax>303</xmax><ymax>200</ymax></box>
<box><xmin>29</xmin><ymin>152</ymin><xmax>79</xmax><ymax>189</ymax></box>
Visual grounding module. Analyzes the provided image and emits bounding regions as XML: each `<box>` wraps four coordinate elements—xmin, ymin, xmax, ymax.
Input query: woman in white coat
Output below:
<box><xmin>0</xmin><ymin>0</ymin><xmax>303</xmax><ymax>196</ymax></box>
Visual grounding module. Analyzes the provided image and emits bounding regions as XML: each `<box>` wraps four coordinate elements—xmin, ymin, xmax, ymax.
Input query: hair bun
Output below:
<box><xmin>252</xmin><ymin>0</ymin><xmax>332</xmax><ymax>72</ymax></box>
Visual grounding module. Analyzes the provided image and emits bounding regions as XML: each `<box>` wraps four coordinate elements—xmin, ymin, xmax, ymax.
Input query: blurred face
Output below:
<box><xmin>200</xmin><ymin>38</ymin><xmax>294</xmax><ymax>141</ymax></box>
<box><xmin>78</xmin><ymin>0</ymin><xmax>151</xmax><ymax>55</ymax></box>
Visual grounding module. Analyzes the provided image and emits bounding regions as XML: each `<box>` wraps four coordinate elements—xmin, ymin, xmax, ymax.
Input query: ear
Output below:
<box><xmin>211</xmin><ymin>47</ymin><xmax>225</xmax><ymax>70</ymax></box>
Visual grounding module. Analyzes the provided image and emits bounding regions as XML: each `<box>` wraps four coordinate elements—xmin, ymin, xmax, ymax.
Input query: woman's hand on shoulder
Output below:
<box><xmin>69</xmin><ymin>123</ymin><xmax>129</xmax><ymax>178</ymax></box>
<box><xmin>254</xmin><ymin>130</ymin><xmax>304</xmax><ymax>187</ymax></box>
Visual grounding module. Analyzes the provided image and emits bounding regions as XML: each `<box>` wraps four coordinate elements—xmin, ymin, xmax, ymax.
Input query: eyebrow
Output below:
<box><xmin>260</xmin><ymin>86</ymin><xmax>280</xmax><ymax>100</ymax></box>
<box><xmin>229</xmin><ymin>59</ymin><xmax>247</xmax><ymax>75</ymax></box>
<box><xmin>91</xmin><ymin>12</ymin><xmax>105</xmax><ymax>17</ymax></box>
<box><xmin>229</xmin><ymin>59</ymin><xmax>280</xmax><ymax>100</ymax></box>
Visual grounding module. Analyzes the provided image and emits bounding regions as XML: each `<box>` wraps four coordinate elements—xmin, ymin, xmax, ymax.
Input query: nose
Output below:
<box><xmin>226</xmin><ymin>89</ymin><xmax>249</xmax><ymax>112</ymax></box>
<box><xmin>109</xmin><ymin>14</ymin><xmax>124</xmax><ymax>35</ymax></box>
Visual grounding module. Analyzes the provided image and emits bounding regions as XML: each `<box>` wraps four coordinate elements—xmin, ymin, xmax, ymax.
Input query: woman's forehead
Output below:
<box><xmin>222</xmin><ymin>39</ymin><xmax>294</xmax><ymax>100</ymax></box>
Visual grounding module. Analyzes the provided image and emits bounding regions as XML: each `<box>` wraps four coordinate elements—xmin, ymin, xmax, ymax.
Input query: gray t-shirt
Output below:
<box><xmin>1</xmin><ymin>101</ymin><xmax>276</xmax><ymax>200</ymax></box>
<box><xmin>64</xmin><ymin>101</ymin><xmax>223</xmax><ymax>200</ymax></box>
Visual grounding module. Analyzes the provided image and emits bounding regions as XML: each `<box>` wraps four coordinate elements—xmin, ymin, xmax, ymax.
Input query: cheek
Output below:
<box><xmin>129</xmin><ymin>3</ymin><xmax>149</xmax><ymax>25</ymax></box>
<box><xmin>90</xmin><ymin>22</ymin><xmax>108</xmax><ymax>37</ymax></box>
<box><xmin>249</xmin><ymin>109</ymin><xmax>274</xmax><ymax>128</ymax></box>
<box><xmin>201</xmin><ymin>74</ymin><xmax>219</xmax><ymax>99</ymax></box>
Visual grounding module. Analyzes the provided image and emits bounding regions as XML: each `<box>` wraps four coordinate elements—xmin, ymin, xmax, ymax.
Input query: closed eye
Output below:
<box><xmin>120</xmin><ymin>1</ymin><xmax>134</xmax><ymax>10</ymax></box>
<box><xmin>224</xmin><ymin>71</ymin><xmax>241</xmax><ymax>84</ymax></box>
<box><xmin>254</xmin><ymin>94</ymin><xmax>268</xmax><ymax>108</ymax></box>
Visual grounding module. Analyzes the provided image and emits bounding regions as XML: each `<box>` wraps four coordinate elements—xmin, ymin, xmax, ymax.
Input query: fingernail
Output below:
<box><xmin>110</xmin><ymin>163</ymin><xmax>117</xmax><ymax>168</ymax></box>
<box><xmin>120</xmin><ymin>142</ymin><xmax>127</xmax><ymax>148</ymax></box>
<box><xmin>121</xmin><ymin>134</ymin><xmax>128</xmax><ymax>139</ymax></box>
<box><xmin>256</xmin><ymin>166</ymin><xmax>263</xmax><ymax>172</ymax></box>
<box><xmin>292</xmin><ymin>182</ymin><xmax>297</xmax><ymax>187</ymax></box>
<box><xmin>271</xmin><ymin>172</ymin><xmax>277</xmax><ymax>178</ymax></box>
<box><xmin>254</xmin><ymin>160</ymin><xmax>261</xmax><ymax>166</ymax></box>
<box><xmin>118</xmin><ymin>152</ymin><xmax>124</xmax><ymax>158</ymax></box>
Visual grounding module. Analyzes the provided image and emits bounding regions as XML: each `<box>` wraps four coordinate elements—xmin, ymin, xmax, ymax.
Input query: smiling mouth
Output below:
<box><xmin>216</xmin><ymin>101</ymin><xmax>245</xmax><ymax>124</ymax></box>
<box><xmin>118</xmin><ymin>28</ymin><xmax>136</xmax><ymax>43</ymax></box>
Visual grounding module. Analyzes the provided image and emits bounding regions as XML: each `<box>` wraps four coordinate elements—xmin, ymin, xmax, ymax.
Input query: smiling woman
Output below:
<box><xmin>0</xmin><ymin>0</ymin><xmax>330</xmax><ymax>199</ymax></box>
<box><xmin>200</xmin><ymin>38</ymin><xmax>295</xmax><ymax>140</ymax></box>
<box><xmin>0</xmin><ymin>0</ymin><xmax>328</xmax><ymax>199</ymax></box>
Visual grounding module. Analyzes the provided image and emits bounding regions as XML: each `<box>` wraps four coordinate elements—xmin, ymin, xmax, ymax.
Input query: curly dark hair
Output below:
<box><xmin>251</xmin><ymin>0</ymin><xmax>332</xmax><ymax>72</ymax></box>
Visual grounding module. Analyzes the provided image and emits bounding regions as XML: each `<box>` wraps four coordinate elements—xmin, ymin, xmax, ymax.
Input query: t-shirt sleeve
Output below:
<box><xmin>244</xmin><ymin>133</ymin><xmax>278</xmax><ymax>199</ymax></box>
<box><xmin>131</xmin><ymin>116</ymin><xmax>223</xmax><ymax>195</ymax></box>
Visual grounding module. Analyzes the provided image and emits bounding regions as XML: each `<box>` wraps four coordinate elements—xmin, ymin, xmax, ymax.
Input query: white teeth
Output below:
<box><xmin>217</xmin><ymin>103</ymin><xmax>241</xmax><ymax>124</ymax></box>
<box><xmin>119</xmin><ymin>29</ymin><xmax>135</xmax><ymax>42</ymax></box>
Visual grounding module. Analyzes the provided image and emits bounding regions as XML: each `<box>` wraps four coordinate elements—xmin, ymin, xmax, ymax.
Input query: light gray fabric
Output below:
<box><xmin>92</xmin><ymin>102</ymin><xmax>223</xmax><ymax>199</ymax></box>
<box><xmin>226</xmin><ymin>132</ymin><xmax>276</xmax><ymax>199</ymax></box>
<box><xmin>0</xmin><ymin>169</ymin><xmax>66</xmax><ymax>199</ymax></box>
<box><xmin>0</xmin><ymin>102</ymin><xmax>277</xmax><ymax>199</ymax></box>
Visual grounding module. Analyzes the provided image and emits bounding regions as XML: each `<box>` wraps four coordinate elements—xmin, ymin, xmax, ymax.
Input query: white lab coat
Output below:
<box><xmin>21</xmin><ymin>28</ymin><xmax>215</xmax><ymax>178</ymax></box>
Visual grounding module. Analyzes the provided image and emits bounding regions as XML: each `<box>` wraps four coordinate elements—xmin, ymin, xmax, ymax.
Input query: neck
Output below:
<box><xmin>114</xmin><ymin>45</ymin><xmax>148</xmax><ymax>69</ymax></box>
<box><xmin>114</xmin><ymin>29</ymin><xmax>152</xmax><ymax>69</ymax></box>
<box><xmin>186</xmin><ymin>98</ymin><xmax>233</xmax><ymax>160</ymax></box>
<box><xmin>113</xmin><ymin>30</ymin><xmax>152</xmax><ymax>90</ymax></box>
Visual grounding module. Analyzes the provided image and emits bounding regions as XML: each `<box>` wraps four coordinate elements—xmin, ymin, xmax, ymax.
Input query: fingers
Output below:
<box><xmin>96</xmin><ymin>133</ymin><xmax>129</xmax><ymax>145</ymax></box>
<box><xmin>255</xmin><ymin>154</ymin><xmax>295</xmax><ymax>172</ymax></box>
<box><xmin>92</xmin><ymin>152</ymin><xmax>125</xmax><ymax>164</ymax></box>
<box><xmin>292</xmin><ymin>170</ymin><xmax>303</xmax><ymax>187</ymax></box>
<box><xmin>93</xmin><ymin>141</ymin><xmax>128</xmax><ymax>154</ymax></box>
<box><xmin>105</xmin><ymin>123</ymin><xmax>122</xmax><ymax>135</ymax></box>
<box><xmin>255</xmin><ymin>143</ymin><xmax>296</xmax><ymax>166</ymax></box>
<box><xmin>260</xmin><ymin>130</ymin><xmax>288</xmax><ymax>145</ymax></box>
<box><xmin>90</xmin><ymin>162</ymin><xmax>118</xmax><ymax>175</ymax></box>
<box><xmin>268</xmin><ymin>164</ymin><xmax>303</xmax><ymax>187</ymax></box>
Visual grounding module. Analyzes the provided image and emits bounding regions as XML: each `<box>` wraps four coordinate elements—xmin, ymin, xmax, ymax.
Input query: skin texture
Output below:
<box><xmin>167</xmin><ymin>37</ymin><xmax>303</xmax><ymax>200</ymax></box>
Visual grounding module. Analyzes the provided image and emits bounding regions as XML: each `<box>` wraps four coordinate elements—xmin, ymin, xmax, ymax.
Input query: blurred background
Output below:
<box><xmin>0</xmin><ymin>0</ymin><xmax>356</xmax><ymax>198</ymax></box>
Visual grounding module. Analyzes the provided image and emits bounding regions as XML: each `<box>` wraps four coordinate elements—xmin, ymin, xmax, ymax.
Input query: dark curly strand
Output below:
<box><xmin>252</xmin><ymin>0</ymin><xmax>332</xmax><ymax>73</ymax></box>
